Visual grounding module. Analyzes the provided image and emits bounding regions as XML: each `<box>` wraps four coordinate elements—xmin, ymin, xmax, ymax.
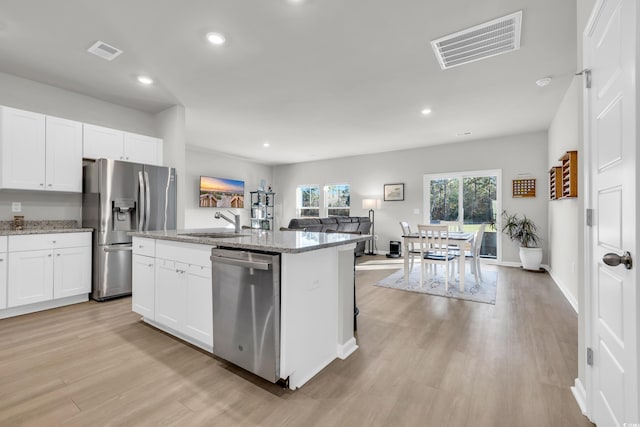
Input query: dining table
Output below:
<box><xmin>402</xmin><ymin>231</ymin><xmax>474</xmax><ymax>291</ymax></box>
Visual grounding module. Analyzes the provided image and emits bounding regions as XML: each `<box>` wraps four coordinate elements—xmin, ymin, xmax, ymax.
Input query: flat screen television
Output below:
<box><xmin>199</xmin><ymin>176</ymin><xmax>245</xmax><ymax>208</ymax></box>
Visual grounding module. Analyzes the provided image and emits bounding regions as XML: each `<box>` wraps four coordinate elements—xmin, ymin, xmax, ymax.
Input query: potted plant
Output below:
<box><xmin>501</xmin><ymin>211</ymin><xmax>543</xmax><ymax>271</ymax></box>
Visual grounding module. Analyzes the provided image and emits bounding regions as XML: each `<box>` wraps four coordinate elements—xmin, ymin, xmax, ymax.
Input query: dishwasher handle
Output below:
<box><xmin>210</xmin><ymin>255</ymin><xmax>272</xmax><ymax>271</ymax></box>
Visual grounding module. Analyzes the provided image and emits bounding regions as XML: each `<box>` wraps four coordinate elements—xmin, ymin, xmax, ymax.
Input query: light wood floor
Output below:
<box><xmin>0</xmin><ymin>258</ymin><xmax>593</xmax><ymax>427</ymax></box>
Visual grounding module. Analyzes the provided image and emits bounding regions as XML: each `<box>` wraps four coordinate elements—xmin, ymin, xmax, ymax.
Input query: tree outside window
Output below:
<box><xmin>296</xmin><ymin>185</ymin><xmax>320</xmax><ymax>217</ymax></box>
<box><xmin>325</xmin><ymin>184</ymin><xmax>350</xmax><ymax>217</ymax></box>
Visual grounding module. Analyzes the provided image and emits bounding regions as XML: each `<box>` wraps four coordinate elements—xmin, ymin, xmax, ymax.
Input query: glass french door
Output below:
<box><xmin>425</xmin><ymin>170</ymin><xmax>500</xmax><ymax>259</ymax></box>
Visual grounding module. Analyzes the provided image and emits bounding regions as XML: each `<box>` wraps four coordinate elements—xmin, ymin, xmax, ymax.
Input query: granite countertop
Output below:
<box><xmin>0</xmin><ymin>220</ymin><xmax>93</xmax><ymax>236</ymax></box>
<box><xmin>130</xmin><ymin>228</ymin><xmax>369</xmax><ymax>254</ymax></box>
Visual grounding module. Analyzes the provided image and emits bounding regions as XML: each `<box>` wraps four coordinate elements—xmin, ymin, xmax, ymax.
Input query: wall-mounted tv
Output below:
<box><xmin>199</xmin><ymin>176</ymin><xmax>245</xmax><ymax>208</ymax></box>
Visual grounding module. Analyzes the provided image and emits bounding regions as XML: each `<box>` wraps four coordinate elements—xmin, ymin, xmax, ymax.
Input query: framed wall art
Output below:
<box><xmin>384</xmin><ymin>183</ymin><xmax>404</xmax><ymax>201</ymax></box>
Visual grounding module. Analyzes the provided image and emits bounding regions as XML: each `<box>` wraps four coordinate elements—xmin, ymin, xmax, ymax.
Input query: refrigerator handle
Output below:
<box><xmin>138</xmin><ymin>171</ymin><xmax>146</xmax><ymax>231</ymax></box>
<box><xmin>144</xmin><ymin>171</ymin><xmax>151</xmax><ymax>231</ymax></box>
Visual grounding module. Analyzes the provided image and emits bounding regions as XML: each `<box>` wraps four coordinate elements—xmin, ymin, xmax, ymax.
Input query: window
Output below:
<box><xmin>425</xmin><ymin>170</ymin><xmax>500</xmax><ymax>259</ymax></box>
<box><xmin>325</xmin><ymin>184</ymin><xmax>350</xmax><ymax>217</ymax></box>
<box><xmin>296</xmin><ymin>185</ymin><xmax>320</xmax><ymax>217</ymax></box>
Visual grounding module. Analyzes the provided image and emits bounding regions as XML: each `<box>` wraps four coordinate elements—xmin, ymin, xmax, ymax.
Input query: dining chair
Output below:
<box><xmin>400</xmin><ymin>221</ymin><xmax>421</xmax><ymax>272</ymax></box>
<box><xmin>460</xmin><ymin>223</ymin><xmax>487</xmax><ymax>285</ymax></box>
<box><xmin>439</xmin><ymin>220</ymin><xmax>463</xmax><ymax>232</ymax></box>
<box><xmin>439</xmin><ymin>220</ymin><xmax>464</xmax><ymax>251</ymax></box>
<box><xmin>417</xmin><ymin>224</ymin><xmax>457</xmax><ymax>291</ymax></box>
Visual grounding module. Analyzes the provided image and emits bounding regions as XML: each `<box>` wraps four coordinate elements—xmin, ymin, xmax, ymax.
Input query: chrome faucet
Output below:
<box><xmin>215</xmin><ymin>210</ymin><xmax>241</xmax><ymax>233</ymax></box>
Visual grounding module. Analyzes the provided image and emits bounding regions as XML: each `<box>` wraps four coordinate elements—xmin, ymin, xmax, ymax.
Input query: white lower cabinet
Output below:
<box><xmin>155</xmin><ymin>259</ymin><xmax>186</xmax><ymax>331</ymax></box>
<box><xmin>4</xmin><ymin>232</ymin><xmax>91</xmax><ymax>311</ymax></box>
<box><xmin>8</xmin><ymin>249</ymin><xmax>54</xmax><ymax>307</ymax></box>
<box><xmin>132</xmin><ymin>254</ymin><xmax>155</xmax><ymax>319</ymax></box>
<box><xmin>53</xmin><ymin>246</ymin><xmax>91</xmax><ymax>299</ymax></box>
<box><xmin>0</xmin><ymin>250</ymin><xmax>6</xmax><ymax>309</ymax></box>
<box><xmin>184</xmin><ymin>263</ymin><xmax>213</xmax><ymax>345</ymax></box>
<box><xmin>132</xmin><ymin>239</ymin><xmax>213</xmax><ymax>350</ymax></box>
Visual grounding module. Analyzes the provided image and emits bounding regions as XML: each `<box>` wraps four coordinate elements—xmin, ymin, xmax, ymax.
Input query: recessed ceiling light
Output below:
<box><xmin>288</xmin><ymin>0</ymin><xmax>306</xmax><ymax>4</ymax></box>
<box><xmin>137</xmin><ymin>75</ymin><xmax>154</xmax><ymax>85</ymax></box>
<box><xmin>536</xmin><ymin>77</ymin><xmax>552</xmax><ymax>87</ymax></box>
<box><xmin>421</xmin><ymin>108</ymin><xmax>432</xmax><ymax>116</ymax></box>
<box><xmin>206</xmin><ymin>32</ymin><xmax>226</xmax><ymax>45</ymax></box>
<box><xmin>263</xmin><ymin>142</ymin><xmax>270</xmax><ymax>148</ymax></box>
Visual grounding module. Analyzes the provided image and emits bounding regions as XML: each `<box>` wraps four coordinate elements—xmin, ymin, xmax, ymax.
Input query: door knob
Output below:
<box><xmin>603</xmin><ymin>251</ymin><xmax>633</xmax><ymax>270</ymax></box>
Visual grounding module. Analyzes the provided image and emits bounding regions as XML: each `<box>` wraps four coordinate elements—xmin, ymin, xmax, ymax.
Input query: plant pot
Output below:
<box><xmin>519</xmin><ymin>247</ymin><xmax>543</xmax><ymax>271</ymax></box>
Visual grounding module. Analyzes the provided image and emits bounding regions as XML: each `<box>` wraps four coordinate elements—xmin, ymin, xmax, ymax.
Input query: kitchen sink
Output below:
<box><xmin>180</xmin><ymin>232</ymin><xmax>249</xmax><ymax>238</ymax></box>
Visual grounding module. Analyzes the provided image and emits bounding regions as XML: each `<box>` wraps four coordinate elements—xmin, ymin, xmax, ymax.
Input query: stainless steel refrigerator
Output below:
<box><xmin>82</xmin><ymin>159</ymin><xmax>177</xmax><ymax>300</ymax></box>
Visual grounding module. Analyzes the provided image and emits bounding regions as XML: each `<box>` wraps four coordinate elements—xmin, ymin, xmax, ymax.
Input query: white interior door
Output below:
<box><xmin>585</xmin><ymin>0</ymin><xmax>639</xmax><ymax>425</ymax></box>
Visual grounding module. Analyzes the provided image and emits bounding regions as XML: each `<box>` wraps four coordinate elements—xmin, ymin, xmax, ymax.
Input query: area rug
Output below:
<box><xmin>375</xmin><ymin>266</ymin><xmax>498</xmax><ymax>305</ymax></box>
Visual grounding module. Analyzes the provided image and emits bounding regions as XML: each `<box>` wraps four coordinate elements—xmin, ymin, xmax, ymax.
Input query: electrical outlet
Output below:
<box><xmin>413</xmin><ymin>208</ymin><xmax>420</xmax><ymax>215</ymax></box>
<box><xmin>11</xmin><ymin>202</ymin><xmax>21</xmax><ymax>213</ymax></box>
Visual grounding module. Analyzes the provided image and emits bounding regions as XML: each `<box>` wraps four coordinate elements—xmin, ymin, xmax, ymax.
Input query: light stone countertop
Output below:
<box><xmin>129</xmin><ymin>228</ymin><xmax>369</xmax><ymax>254</ymax></box>
<box><xmin>0</xmin><ymin>228</ymin><xmax>92</xmax><ymax>236</ymax></box>
<box><xmin>0</xmin><ymin>220</ymin><xmax>92</xmax><ymax>236</ymax></box>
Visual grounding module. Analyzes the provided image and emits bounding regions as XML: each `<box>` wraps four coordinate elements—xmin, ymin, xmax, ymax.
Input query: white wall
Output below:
<box><xmin>548</xmin><ymin>78</ymin><xmax>581</xmax><ymax>310</ymax></box>
<box><xmin>0</xmin><ymin>71</ymin><xmax>158</xmax><ymax>223</ymax></box>
<box><xmin>183</xmin><ymin>147</ymin><xmax>273</xmax><ymax>230</ymax></box>
<box><xmin>155</xmin><ymin>105</ymin><xmax>187</xmax><ymax>228</ymax></box>
<box><xmin>0</xmin><ymin>71</ymin><xmax>157</xmax><ymax>135</ymax></box>
<box><xmin>274</xmin><ymin>131</ymin><xmax>549</xmax><ymax>265</ymax></box>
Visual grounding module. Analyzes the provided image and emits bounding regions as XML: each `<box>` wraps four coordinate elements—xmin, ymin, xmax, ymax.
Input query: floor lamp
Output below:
<box><xmin>362</xmin><ymin>199</ymin><xmax>379</xmax><ymax>255</ymax></box>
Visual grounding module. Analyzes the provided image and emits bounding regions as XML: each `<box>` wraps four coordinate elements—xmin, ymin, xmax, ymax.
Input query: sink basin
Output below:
<box><xmin>180</xmin><ymin>232</ymin><xmax>249</xmax><ymax>238</ymax></box>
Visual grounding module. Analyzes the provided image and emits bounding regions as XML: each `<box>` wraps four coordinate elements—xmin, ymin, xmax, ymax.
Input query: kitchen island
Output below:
<box><xmin>129</xmin><ymin>228</ymin><xmax>368</xmax><ymax>389</ymax></box>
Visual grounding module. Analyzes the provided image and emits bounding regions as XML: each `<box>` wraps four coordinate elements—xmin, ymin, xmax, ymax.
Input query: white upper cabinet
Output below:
<box><xmin>0</xmin><ymin>106</ymin><xmax>46</xmax><ymax>190</ymax></box>
<box><xmin>82</xmin><ymin>123</ymin><xmax>124</xmax><ymax>161</ymax></box>
<box><xmin>124</xmin><ymin>132</ymin><xmax>163</xmax><ymax>165</ymax></box>
<box><xmin>45</xmin><ymin>116</ymin><xmax>83</xmax><ymax>192</ymax></box>
<box><xmin>0</xmin><ymin>106</ymin><xmax>82</xmax><ymax>192</ymax></box>
<box><xmin>83</xmin><ymin>124</ymin><xmax>163</xmax><ymax>166</ymax></box>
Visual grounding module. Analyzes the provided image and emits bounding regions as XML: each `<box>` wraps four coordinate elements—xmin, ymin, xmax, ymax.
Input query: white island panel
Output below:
<box><xmin>280</xmin><ymin>242</ymin><xmax>357</xmax><ymax>389</ymax></box>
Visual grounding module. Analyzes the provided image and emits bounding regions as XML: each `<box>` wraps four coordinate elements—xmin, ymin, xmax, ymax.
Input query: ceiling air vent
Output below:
<box><xmin>431</xmin><ymin>10</ymin><xmax>523</xmax><ymax>70</ymax></box>
<box><xmin>87</xmin><ymin>40</ymin><xmax>123</xmax><ymax>61</ymax></box>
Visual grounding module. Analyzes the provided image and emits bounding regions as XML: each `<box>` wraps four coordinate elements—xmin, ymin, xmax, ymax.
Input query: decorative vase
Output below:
<box><xmin>519</xmin><ymin>247</ymin><xmax>543</xmax><ymax>271</ymax></box>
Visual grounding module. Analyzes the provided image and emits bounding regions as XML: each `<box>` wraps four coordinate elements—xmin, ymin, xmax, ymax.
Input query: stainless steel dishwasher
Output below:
<box><xmin>210</xmin><ymin>248</ymin><xmax>281</xmax><ymax>383</ymax></box>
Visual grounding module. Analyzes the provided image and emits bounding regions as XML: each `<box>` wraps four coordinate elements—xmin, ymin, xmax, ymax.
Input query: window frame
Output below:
<box><xmin>324</xmin><ymin>183</ymin><xmax>351</xmax><ymax>217</ymax></box>
<box><xmin>296</xmin><ymin>184</ymin><xmax>321</xmax><ymax>218</ymax></box>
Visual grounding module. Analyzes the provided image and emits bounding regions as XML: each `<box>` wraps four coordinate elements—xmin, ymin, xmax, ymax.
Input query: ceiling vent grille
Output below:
<box><xmin>431</xmin><ymin>10</ymin><xmax>522</xmax><ymax>70</ymax></box>
<box><xmin>87</xmin><ymin>41</ymin><xmax>123</xmax><ymax>61</ymax></box>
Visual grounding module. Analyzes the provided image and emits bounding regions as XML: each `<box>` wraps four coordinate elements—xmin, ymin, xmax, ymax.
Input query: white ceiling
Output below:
<box><xmin>0</xmin><ymin>0</ymin><xmax>576</xmax><ymax>165</ymax></box>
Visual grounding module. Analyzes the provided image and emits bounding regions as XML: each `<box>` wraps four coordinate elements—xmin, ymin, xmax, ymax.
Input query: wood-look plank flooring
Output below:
<box><xmin>0</xmin><ymin>259</ymin><xmax>593</xmax><ymax>426</ymax></box>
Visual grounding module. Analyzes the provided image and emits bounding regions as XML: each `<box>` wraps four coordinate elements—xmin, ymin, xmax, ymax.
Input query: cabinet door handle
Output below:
<box><xmin>48</xmin><ymin>254</ymin><xmax>52</xmax><ymax>257</ymax></box>
<box><xmin>48</xmin><ymin>184</ymin><xmax>52</xmax><ymax>187</ymax></box>
<box><xmin>148</xmin><ymin>263</ymin><xmax>153</xmax><ymax>267</ymax></box>
<box><xmin>52</xmin><ymin>241</ymin><xmax>56</xmax><ymax>244</ymax></box>
<box><xmin>56</xmin><ymin>253</ymin><xmax>60</xmax><ymax>257</ymax></box>
<box><xmin>40</xmin><ymin>183</ymin><xmax>44</xmax><ymax>186</ymax></box>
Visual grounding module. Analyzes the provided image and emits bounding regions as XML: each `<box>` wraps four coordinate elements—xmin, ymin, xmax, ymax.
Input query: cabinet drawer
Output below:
<box><xmin>0</xmin><ymin>236</ymin><xmax>6</xmax><ymax>251</ymax></box>
<box><xmin>9</xmin><ymin>232</ymin><xmax>91</xmax><ymax>252</ymax></box>
<box><xmin>132</xmin><ymin>237</ymin><xmax>155</xmax><ymax>257</ymax></box>
<box><xmin>156</xmin><ymin>241</ymin><xmax>213</xmax><ymax>267</ymax></box>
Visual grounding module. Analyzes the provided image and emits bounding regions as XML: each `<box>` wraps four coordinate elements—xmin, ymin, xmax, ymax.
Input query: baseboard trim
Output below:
<box><xmin>288</xmin><ymin>354</ymin><xmax>337</xmax><ymax>390</ymax></box>
<box><xmin>337</xmin><ymin>337</ymin><xmax>358</xmax><ymax>360</ymax></box>
<box><xmin>0</xmin><ymin>294</ymin><xmax>88</xmax><ymax>320</ymax></box>
<box><xmin>571</xmin><ymin>378</ymin><xmax>587</xmax><ymax>415</ymax></box>
<box><xmin>546</xmin><ymin>268</ymin><xmax>579</xmax><ymax>313</ymax></box>
<box><xmin>143</xmin><ymin>318</ymin><xmax>213</xmax><ymax>353</ymax></box>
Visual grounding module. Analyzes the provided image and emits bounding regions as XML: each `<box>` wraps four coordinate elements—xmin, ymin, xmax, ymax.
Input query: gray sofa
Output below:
<box><xmin>287</xmin><ymin>216</ymin><xmax>371</xmax><ymax>256</ymax></box>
